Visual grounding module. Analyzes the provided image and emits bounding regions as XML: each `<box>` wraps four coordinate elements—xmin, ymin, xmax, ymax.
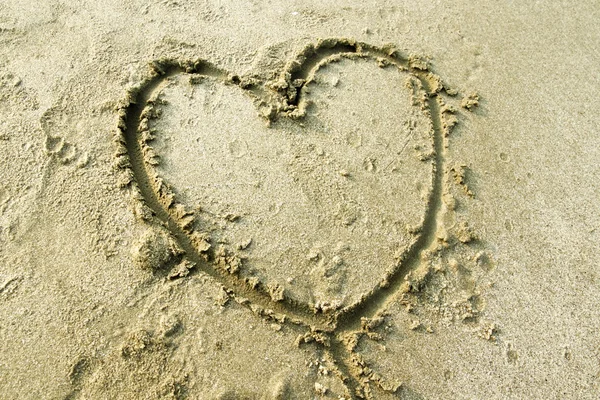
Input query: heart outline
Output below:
<box><xmin>114</xmin><ymin>38</ymin><xmax>453</xmax><ymax>329</ymax></box>
<box><xmin>114</xmin><ymin>38</ymin><xmax>459</xmax><ymax>396</ymax></box>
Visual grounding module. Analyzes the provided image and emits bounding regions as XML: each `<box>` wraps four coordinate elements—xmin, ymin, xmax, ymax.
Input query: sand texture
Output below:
<box><xmin>0</xmin><ymin>1</ymin><xmax>599</xmax><ymax>399</ymax></box>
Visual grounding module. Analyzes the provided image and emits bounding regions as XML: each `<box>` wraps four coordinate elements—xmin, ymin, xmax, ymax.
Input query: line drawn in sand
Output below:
<box><xmin>113</xmin><ymin>38</ymin><xmax>487</xmax><ymax>398</ymax></box>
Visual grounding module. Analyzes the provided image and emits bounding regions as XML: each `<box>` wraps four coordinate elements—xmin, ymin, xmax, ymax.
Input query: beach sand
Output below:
<box><xmin>0</xmin><ymin>1</ymin><xmax>599</xmax><ymax>399</ymax></box>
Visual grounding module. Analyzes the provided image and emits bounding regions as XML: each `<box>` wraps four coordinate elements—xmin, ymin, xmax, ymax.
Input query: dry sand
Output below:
<box><xmin>1</xmin><ymin>1</ymin><xmax>599</xmax><ymax>399</ymax></box>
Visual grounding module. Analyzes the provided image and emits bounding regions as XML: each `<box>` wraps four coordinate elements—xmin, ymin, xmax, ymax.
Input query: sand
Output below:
<box><xmin>1</xmin><ymin>1</ymin><xmax>599</xmax><ymax>399</ymax></box>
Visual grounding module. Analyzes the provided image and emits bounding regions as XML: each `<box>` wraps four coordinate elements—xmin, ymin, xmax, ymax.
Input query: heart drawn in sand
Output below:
<box><xmin>115</xmin><ymin>39</ymin><xmax>449</xmax><ymax>327</ymax></box>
